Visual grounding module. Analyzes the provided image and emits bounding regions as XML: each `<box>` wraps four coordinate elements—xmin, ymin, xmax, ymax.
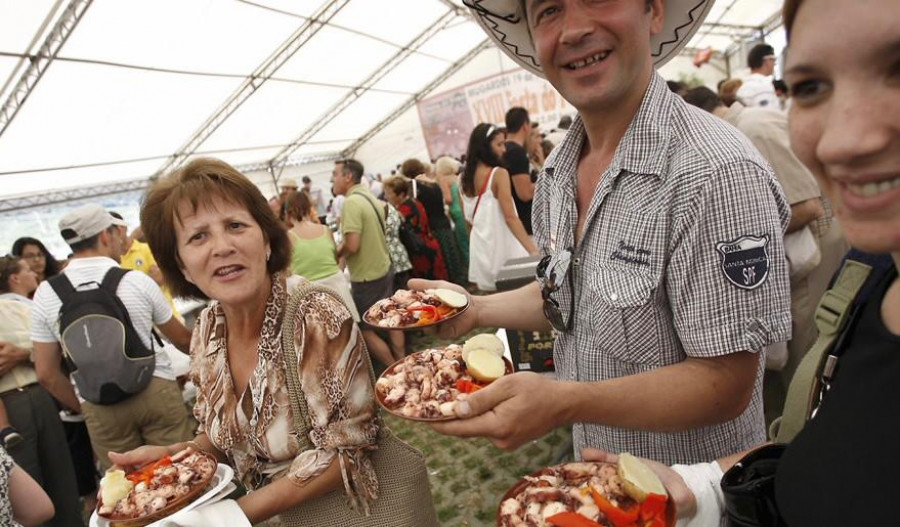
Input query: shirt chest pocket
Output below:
<box><xmin>589</xmin><ymin>268</ymin><xmax>671</xmax><ymax>365</ymax></box>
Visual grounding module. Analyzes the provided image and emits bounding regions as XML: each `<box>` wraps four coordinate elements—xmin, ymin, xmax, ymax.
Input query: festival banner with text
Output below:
<box><xmin>417</xmin><ymin>69</ymin><xmax>574</xmax><ymax>160</ymax></box>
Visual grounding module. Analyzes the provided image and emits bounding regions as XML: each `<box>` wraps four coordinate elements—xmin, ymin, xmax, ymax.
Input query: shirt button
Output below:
<box><xmin>609</xmin><ymin>292</ymin><xmax>619</xmax><ymax>301</ymax></box>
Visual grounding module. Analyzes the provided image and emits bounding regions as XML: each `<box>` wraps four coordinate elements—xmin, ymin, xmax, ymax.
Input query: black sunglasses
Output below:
<box><xmin>536</xmin><ymin>248</ymin><xmax>574</xmax><ymax>332</ymax></box>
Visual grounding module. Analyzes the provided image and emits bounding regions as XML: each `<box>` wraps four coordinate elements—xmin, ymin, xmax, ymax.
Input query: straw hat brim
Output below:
<box><xmin>465</xmin><ymin>0</ymin><xmax>715</xmax><ymax>78</ymax></box>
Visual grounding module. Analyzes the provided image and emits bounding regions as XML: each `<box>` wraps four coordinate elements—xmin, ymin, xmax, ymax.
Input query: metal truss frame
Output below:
<box><xmin>152</xmin><ymin>0</ymin><xmax>351</xmax><ymax>178</ymax></box>
<box><xmin>0</xmin><ymin>0</ymin><xmax>93</xmax><ymax>139</ymax></box>
<box><xmin>269</xmin><ymin>9</ymin><xmax>460</xmax><ymax>177</ymax></box>
<box><xmin>0</xmin><ymin>178</ymin><xmax>149</xmax><ymax>214</ymax></box>
<box><xmin>341</xmin><ymin>39</ymin><xmax>491</xmax><ymax>158</ymax></box>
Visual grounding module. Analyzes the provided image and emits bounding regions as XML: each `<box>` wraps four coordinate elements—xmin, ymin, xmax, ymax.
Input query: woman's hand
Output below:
<box><xmin>581</xmin><ymin>448</ymin><xmax>697</xmax><ymax>520</ymax></box>
<box><xmin>108</xmin><ymin>445</ymin><xmax>173</xmax><ymax>471</ymax></box>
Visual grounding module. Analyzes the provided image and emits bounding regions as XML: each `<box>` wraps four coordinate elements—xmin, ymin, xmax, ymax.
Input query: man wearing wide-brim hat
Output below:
<box><xmin>422</xmin><ymin>0</ymin><xmax>792</xmax><ymax>470</ymax></box>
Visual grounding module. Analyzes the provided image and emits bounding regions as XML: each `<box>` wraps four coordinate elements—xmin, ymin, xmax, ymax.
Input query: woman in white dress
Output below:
<box><xmin>460</xmin><ymin>123</ymin><xmax>538</xmax><ymax>291</ymax></box>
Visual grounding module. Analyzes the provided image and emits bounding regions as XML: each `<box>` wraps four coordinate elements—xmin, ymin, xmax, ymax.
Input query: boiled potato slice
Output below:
<box><xmin>466</xmin><ymin>348</ymin><xmax>506</xmax><ymax>382</ymax></box>
<box><xmin>432</xmin><ymin>288</ymin><xmax>469</xmax><ymax>308</ymax></box>
<box><xmin>462</xmin><ymin>333</ymin><xmax>504</xmax><ymax>361</ymax></box>
<box><xmin>618</xmin><ymin>452</ymin><xmax>667</xmax><ymax>503</ymax></box>
<box><xmin>100</xmin><ymin>469</ymin><xmax>134</xmax><ymax>508</ymax></box>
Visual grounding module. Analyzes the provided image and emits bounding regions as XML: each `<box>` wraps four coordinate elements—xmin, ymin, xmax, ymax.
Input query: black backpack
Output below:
<box><xmin>48</xmin><ymin>268</ymin><xmax>156</xmax><ymax>405</ymax></box>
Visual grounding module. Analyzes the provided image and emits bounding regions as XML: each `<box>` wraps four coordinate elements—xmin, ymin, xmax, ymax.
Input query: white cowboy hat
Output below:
<box><xmin>463</xmin><ymin>0</ymin><xmax>715</xmax><ymax>77</ymax></box>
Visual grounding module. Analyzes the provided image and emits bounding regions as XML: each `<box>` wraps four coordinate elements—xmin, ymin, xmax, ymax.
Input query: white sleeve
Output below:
<box><xmin>672</xmin><ymin>462</ymin><xmax>726</xmax><ymax>527</ymax></box>
<box><xmin>129</xmin><ymin>272</ymin><xmax>173</xmax><ymax>325</ymax></box>
<box><xmin>30</xmin><ymin>283</ymin><xmax>58</xmax><ymax>343</ymax></box>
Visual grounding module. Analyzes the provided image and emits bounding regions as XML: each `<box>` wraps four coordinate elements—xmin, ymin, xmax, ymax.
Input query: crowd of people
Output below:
<box><xmin>0</xmin><ymin>0</ymin><xmax>896</xmax><ymax>525</ymax></box>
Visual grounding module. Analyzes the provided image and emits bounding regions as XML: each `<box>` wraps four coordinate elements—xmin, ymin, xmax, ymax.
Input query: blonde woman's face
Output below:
<box><xmin>786</xmin><ymin>0</ymin><xmax>900</xmax><ymax>254</ymax></box>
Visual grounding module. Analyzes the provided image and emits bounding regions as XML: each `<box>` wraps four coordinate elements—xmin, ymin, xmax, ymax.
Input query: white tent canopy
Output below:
<box><xmin>0</xmin><ymin>0</ymin><xmax>784</xmax><ymax>218</ymax></box>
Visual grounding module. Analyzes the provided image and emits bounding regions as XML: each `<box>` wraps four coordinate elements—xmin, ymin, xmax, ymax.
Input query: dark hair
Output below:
<box><xmin>505</xmin><ymin>107</ymin><xmax>530</xmax><ymax>134</ymax></box>
<box><xmin>337</xmin><ymin>159</ymin><xmax>364</xmax><ymax>184</ymax></box>
<box><xmin>0</xmin><ymin>256</ymin><xmax>22</xmax><ymax>294</ymax></box>
<box><xmin>140</xmin><ymin>157</ymin><xmax>291</xmax><ymax>300</ymax></box>
<box><xmin>11</xmin><ymin>237</ymin><xmax>61</xmax><ymax>278</ymax></box>
<box><xmin>557</xmin><ymin>115</ymin><xmax>572</xmax><ymax>129</ymax></box>
<box><xmin>285</xmin><ymin>190</ymin><xmax>313</xmax><ymax>221</ymax></box>
<box><xmin>301</xmin><ymin>176</ymin><xmax>311</xmax><ymax>184</ymax></box>
<box><xmin>68</xmin><ymin>228</ymin><xmax>115</xmax><ymax>254</ymax></box>
<box><xmin>666</xmin><ymin>80</ymin><xmax>687</xmax><ymax>95</ymax></box>
<box><xmin>747</xmin><ymin>43</ymin><xmax>775</xmax><ymax>69</ymax></box>
<box><xmin>682</xmin><ymin>86</ymin><xmax>723</xmax><ymax>113</ymax></box>
<box><xmin>461</xmin><ymin>123</ymin><xmax>505</xmax><ymax>197</ymax></box>
<box><xmin>783</xmin><ymin>0</ymin><xmax>802</xmax><ymax>41</ymax></box>
<box><xmin>400</xmin><ymin>158</ymin><xmax>426</xmax><ymax>179</ymax></box>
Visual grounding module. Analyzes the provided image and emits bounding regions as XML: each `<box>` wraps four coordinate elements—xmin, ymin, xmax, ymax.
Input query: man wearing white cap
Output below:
<box><xmin>424</xmin><ymin>0</ymin><xmax>791</xmax><ymax>467</ymax></box>
<box><xmin>31</xmin><ymin>204</ymin><xmax>195</xmax><ymax>470</ymax></box>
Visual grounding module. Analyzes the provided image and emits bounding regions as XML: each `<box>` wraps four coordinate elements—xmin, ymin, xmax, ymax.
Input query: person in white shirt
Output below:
<box><xmin>32</xmin><ymin>204</ymin><xmax>195</xmax><ymax>471</ymax></box>
<box><xmin>0</xmin><ymin>255</ymin><xmax>84</xmax><ymax>526</ymax></box>
<box><xmin>736</xmin><ymin>43</ymin><xmax>780</xmax><ymax>109</ymax></box>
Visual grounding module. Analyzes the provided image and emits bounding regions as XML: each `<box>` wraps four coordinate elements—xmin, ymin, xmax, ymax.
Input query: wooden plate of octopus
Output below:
<box><xmin>96</xmin><ymin>447</ymin><xmax>218</xmax><ymax>527</ymax></box>
<box><xmin>363</xmin><ymin>288</ymin><xmax>470</xmax><ymax>330</ymax></box>
<box><xmin>375</xmin><ymin>343</ymin><xmax>513</xmax><ymax>422</ymax></box>
<box><xmin>497</xmin><ymin>458</ymin><xmax>674</xmax><ymax>527</ymax></box>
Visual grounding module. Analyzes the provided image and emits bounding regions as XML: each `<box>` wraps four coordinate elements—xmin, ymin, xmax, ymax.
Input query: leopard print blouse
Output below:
<box><xmin>190</xmin><ymin>273</ymin><xmax>379</xmax><ymax>512</ymax></box>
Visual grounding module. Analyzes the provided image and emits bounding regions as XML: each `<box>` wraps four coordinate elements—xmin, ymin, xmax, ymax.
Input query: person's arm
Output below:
<box><xmin>156</xmin><ymin>316</ymin><xmax>192</xmax><ymax>353</ymax></box>
<box><xmin>407</xmin><ymin>279</ymin><xmax>549</xmax><ymax>339</ymax></box>
<box><xmin>457</xmin><ymin>183</ymin><xmax>473</xmax><ymax>232</ymax></box>
<box><xmin>0</xmin><ymin>342</ymin><xmax>31</xmax><ymax>375</ymax></box>
<box><xmin>33</xmin><ymin>341</ymin><xmax>80</xmax><ymax>412</ymax></box>
<box><xmin>237</xmin><ymin>459</ymin><xmax>343</xmax><ymax>524</ymax></box>
<box><xmin>336</xmin><ymin>232</ymin><xmax>361</xmax><ymax>258</ymax></box>
<box><xmin>510</xmin><ymin>173</ymin><xmax>535</xmax><ymax>202</ymax></box>
<box><xmin>108</xmin><ymin>433</ymin><xmax>228</xmax><ymax>468</ymax></box>
<box><xmin>493</xmin><ymin>168</ymin><xmax>538</xmax><ymax>254</ymax></box>
<box><xmin>9</xmin><ymin>463</ymin><xmax>54</xmax><ymax>526</ymax></box>
<box><xmin>438</xmin><ymin>176</ymin><xmax>454</xmax><ymax>205</ymax></box>
<box><xmin>786</xmin><ymin>197</ymin><xmax>824</xmax><ymax>233</ymax></box>
<box><xmin>432</xmin><ymin>350</ymin><xmax>758</xmax><ymax>450</ymax></box>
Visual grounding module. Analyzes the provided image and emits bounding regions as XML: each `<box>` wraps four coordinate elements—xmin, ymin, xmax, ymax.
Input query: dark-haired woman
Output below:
<box><xmin>401</xmin><ymin>158</ymin><xmax>467</xmax><ymax>286</ymax></box>
<box><xmin>383</xmin><ymin>176</ymin><xmax>448</xmax><ymax>281</ymax></box>
<box><xmin>460</xmin><ymin>123</ymin><xmax>537</xmax><ymax>291</ymax></box>
<box><xmin>113</xmin><ymin>158</ymin><xmax>382</xmax><ymax>524</ymax></box>
<box><xmin>10</xmin><ymin>238</ymin><xmax>61</xmax><ymax>285</ymax></box>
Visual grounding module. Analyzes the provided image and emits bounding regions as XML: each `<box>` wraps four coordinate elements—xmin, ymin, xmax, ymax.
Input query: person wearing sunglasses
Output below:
<box><xmin>416</xmin><ymin>0</ymin><xmax>792</xmax><ymax>470</ymax></box>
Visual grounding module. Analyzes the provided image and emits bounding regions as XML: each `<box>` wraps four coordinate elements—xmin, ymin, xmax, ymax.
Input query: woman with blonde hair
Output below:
<box><xmin>434</xmin><ymin>156</ymin><xmax>470</xmax><ymax>274</ymax></box>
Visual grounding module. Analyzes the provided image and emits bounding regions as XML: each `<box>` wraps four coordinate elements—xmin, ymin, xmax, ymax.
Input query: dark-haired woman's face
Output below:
<box><xmin>20</xmin><ymin>244</ymin><xmax>46</xmax><ymax>276</ymax></box>
<box><xmin>490</xmin><ymin>133</ymin><xmax>507</xmax><ymax>161</ymax></box>
<box><xmin>175</xmin><ymin>196</ymin><xmax>271</xmax><ymax>309</ymax></box>
<box><xmin>786</xmin><ymin>0</ymin><xmax>900</xmax><ymax>254</ymax></box>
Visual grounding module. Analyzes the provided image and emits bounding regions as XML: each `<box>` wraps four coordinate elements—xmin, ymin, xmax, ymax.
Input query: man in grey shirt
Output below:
<box><xmin>421</xmin><ymin>0</ymin><xmax>791</xmax><ymax>466</ymax></box>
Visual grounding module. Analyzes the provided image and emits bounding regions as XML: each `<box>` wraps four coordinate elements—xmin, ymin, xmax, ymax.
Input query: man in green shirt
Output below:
<box><xmin>334</xmin><ymin>159</ymin><xmax>399</xmax><ymax>366</ymax></box>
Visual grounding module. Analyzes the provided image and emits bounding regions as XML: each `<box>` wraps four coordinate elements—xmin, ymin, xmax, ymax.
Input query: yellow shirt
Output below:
<box><xmin>121</xmin><ymin>241</ymin><xmax>182</xmax><ymax>321</ymax></box>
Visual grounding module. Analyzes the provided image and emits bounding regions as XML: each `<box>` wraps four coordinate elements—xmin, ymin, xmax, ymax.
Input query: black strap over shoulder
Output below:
<box><xmin>100</xmin><ymin>266</ymin><xmax>130</xmax><ymax>294</ymax></box>
<box><xmin>47</xmin><ymin>273</ymin><xmax>77</xmax><ymax>304</ymax></box>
